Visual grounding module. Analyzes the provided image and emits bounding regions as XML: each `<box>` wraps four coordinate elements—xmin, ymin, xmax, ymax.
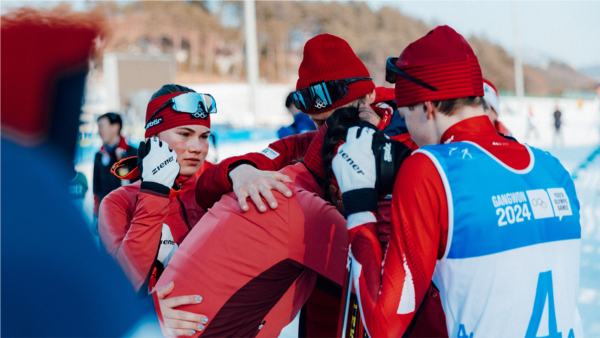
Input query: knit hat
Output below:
<box><xmin>144</xmin><ymin>92</ymin><xmax>211</xmax><ymax>138</ymax></box>
<box><xmin>394</xmin><ymin>26</ymin><xmax>483</xmax><ymax>107</ymax></box>
<box><xmin>483</xmin><ymin>78</ymin><xmax>500</xmax><ymax>114</ymax></box>
<box><xmin>296</xmin><ymin>34</ymin><xmax>375</xmax><ymax>114</ymax></box>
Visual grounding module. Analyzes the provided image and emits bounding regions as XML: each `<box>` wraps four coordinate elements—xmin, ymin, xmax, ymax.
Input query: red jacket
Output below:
<box><xmin>348</xmin><ymin>116</ymin><xmax>531</xmax><ymax>337</ymax></box>
<box><xmin>99</xmin><ymin>166</ymin><xmax>209</xmax><ymax>292</ymax></box>
<box><xmin>195</xmin><ymin>87</ymin><xmax>406</xmax><ymax>210</ymax></box>
<box><xmin>154</xmin><ymin>163</ymin><xmax>349</xmax><ymax>338</ymax></box>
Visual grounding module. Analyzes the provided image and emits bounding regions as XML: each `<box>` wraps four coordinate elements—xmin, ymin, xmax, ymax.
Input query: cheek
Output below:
<box><xmin>167</xmin><ymin>140</ymin><xmax>188</xmax><ymax>161</ymax></box>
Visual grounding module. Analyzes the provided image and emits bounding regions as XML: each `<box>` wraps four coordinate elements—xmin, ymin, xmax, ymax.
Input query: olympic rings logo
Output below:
<box><xmin>314</xmin><ymin>100</ymin><xmax>327</xmax><ymax>109</ymax></box>
<box><xmin>193</xmin><ymin>111</ymin><xmax>207</xmax><ymax>119</ymax></box>
<box><xmin>531</xmin><ymin>198</ymin><xmax>547</xmax><ymax>208</ymax></box>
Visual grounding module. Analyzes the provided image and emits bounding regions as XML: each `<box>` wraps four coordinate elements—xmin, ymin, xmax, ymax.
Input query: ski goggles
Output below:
<box><xmin>292</xmin><ymin>77</ymin><xmax>373</xmax><ymax>111</ymax></box>
<box><xmin>146</xmin><ymin>92</ymin><xmax>217</xmax><ymax>128</ymax></box>
<box><xmin>385</xmin><ymin>57</ymin><xmax>438</xmax><ymax>91</ymax></box>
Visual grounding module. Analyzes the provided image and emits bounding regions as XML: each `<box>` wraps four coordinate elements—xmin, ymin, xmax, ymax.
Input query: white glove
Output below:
<box><xmin>332</xmin><ymin>126</ymin><xmax>377</xmax><ymax>193</ymax></box>
<box><xmin>332</xmin><ymin>126</ymin><xmax>378</xmax><ymax>217</ymax></box>
<box><xmin>140</xmin><ymin>137</ymin><xmax>180</xmax><ymax>194</ymax></box>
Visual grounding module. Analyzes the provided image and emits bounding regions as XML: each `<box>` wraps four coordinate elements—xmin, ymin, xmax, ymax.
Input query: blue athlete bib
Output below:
<box><xmin>416</xmin><ymin>142</ymin><xmax>582</xmax><ymax>338</ymax></box>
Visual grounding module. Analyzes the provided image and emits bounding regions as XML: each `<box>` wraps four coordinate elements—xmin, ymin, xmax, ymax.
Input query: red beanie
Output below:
<box><xmin>296</xmin><ymin>34</ymin><xmax>375</xmax><ymax>115</ymax></box>
<box><xmin>144</xmin><ymin>92</ymin><xmax>211</xmax><ymax>138</ymax></box>
<box><xmin>394</xmin><ymin>26</ymin><xmax>483</xmax><ymax>107</ymax></box>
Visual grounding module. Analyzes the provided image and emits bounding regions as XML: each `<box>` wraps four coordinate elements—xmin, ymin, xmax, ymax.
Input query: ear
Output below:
<box><xmin>365</xmin><ymin>89</ymin><xmax>377</xmax><ymax>105</ymax></box>
<box><xmin>422</xmin><ymin>101</ymin><xmax>436</xmax><ymax>120</ymax></box>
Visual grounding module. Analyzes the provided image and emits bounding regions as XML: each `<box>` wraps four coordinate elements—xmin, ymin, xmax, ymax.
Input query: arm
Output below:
<box><xmin>98</xmin><ymin>189</ymin><xmax>170</xmax><ymax>291</ymax></box>
<box><xmin>195</xmin><ymin>131</ymin><xmax>317</xmax><ymax>210</ymax></box>
<box><xmin>99</xmin><ymin>138</ymin><xmax>181</xmax><ymax>292</ymax></box>
<box><xmin>347</xmin><ymin>154</ymin><xmax>447</xmax><ymax>337</ymax></box>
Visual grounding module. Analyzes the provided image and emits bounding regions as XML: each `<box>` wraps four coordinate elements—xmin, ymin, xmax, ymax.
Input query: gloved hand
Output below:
<box><xmin>332</xmin><ymin>126</ymin><xmax>378</xmax><ymax>217</ymax></box>
<box><xmin>137</xmin><ymin>137</ymin><xmax>180</xmax><ymax>196</ymax></box>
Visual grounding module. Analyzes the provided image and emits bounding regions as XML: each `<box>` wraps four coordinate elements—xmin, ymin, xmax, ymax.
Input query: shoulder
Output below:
<box><xmin>103</xmin><ymin>181</ymin><xmax>141</xmax><ymax>208</ymax></box>
<box><xmin>396</xmin><ymin>152</ymin><xmax>444</xmax><ymax>194</ymax></box>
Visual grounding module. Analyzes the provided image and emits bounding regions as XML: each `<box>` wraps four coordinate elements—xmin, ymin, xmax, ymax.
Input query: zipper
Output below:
<box><xmin>177</xmin><ymin>195</ymin><xmax>192</xmax><ymax>231</ymax></box>
<box><xmin>253</xmin><ymin>320</ymin><xmax>266</xmax><ymax>337</ymax></box>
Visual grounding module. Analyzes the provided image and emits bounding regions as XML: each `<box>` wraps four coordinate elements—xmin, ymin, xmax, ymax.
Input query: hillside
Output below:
<box><xmin>92</xmin><ymin>1</ymin><xmax>595</xmax><ymax>96</ymax></box>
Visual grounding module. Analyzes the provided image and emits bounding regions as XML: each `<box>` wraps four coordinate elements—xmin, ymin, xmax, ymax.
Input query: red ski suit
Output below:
<box><xmin>99</xmin><ymin>166</ymin><xmax>209</xmax><ymax>291</ymax></box>
<box><xmin>348</xmin><ymin>116</ymin><xmax>531</xmax><ymax>337</ymax></box>
<box><xmin>154</xmin><ymin>163</ymin><xmax>349</xmax><ymax>338</ymax></box>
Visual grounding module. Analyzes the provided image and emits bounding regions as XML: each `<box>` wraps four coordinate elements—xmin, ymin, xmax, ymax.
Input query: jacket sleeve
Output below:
<box><xmin>98</xmin><ymin>188</ymin><xmax>170</xmax><ymax>292</ymax></box>
<box><xmin>195</xmin><ymin>131</ymin><xmax>317</xmax><ymax>209</ymax></box>
<box><xmin>347</xmin><ymin>153</ymin><xmax>448</xmax><ymax>337</ymax></box>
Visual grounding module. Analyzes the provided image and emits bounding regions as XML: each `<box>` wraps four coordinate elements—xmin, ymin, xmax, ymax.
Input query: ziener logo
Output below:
<box><xmin>340</xmin><ymin>150</ymin><xmax>364</xmax><ymax>175</ymax></box>
<box><xmin>152</xmin><ymin>156</ymin><xmax>174</xmax><ymax>175</ymax></box>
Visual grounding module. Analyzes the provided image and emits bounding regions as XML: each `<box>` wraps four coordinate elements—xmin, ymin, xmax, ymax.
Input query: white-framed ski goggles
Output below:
<box><xmin>146</xmin><ymin>92</ymin><xmax>217</xmax><ymax>126</ymax></box>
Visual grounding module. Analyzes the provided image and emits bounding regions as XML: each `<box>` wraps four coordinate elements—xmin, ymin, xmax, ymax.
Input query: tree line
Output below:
<box><xmin>91</xmin><ymin>1</ymin><xmax>594</xmax><ymax>96</ymax></box>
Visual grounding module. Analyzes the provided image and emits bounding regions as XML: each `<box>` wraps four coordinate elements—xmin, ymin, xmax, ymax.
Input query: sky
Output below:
<box><xmin>367</xmin><ymin>1</ymin><xmax>600</xmax><ymax>69</ymax></box>
<box><xmin>2</xmin><ymin>0</ymin><xmax>599</xmax><ymax>69</ymax></box>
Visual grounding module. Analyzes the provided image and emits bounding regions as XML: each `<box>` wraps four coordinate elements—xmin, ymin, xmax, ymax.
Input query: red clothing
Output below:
<box><xmin>348</xmin><ymin>116</ymin><xmax>530</xmax><ymax>337</ymax></box>
<box><xmin>195</xmin><ymin>130</ymin><xmax>316</xmax><ymax>209</ymax></box>
<box><xmin>195</xmin><ymin>88</ymin><xmax>403</xmax><ymax>210</ymax></box>
<box><xmin>99</xmin><ymin>166</ymin><xmax>209</xmax><ymax>292</ymax></box>
<box><xmin>495</xmin><ymin>120</ymin><xmax>512</xmax><ymax>136</ymax></box>
<box><xmin>155</xmin><ymin>163</ymin><xmax>349</xmax><ymax>338</ymax></box>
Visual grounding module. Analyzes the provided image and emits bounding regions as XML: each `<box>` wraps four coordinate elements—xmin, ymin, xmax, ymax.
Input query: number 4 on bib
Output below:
<box><xmin>526</xmin><ymin>271</ymin><xmax>564</xmax><ymax>338</ymax></box>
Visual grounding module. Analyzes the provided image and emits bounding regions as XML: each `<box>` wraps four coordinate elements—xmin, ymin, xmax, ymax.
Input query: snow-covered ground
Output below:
<box><xmin>78</xmin><ymin>92</ymin><xmax>600</xmax><ymax>337</ymax></box>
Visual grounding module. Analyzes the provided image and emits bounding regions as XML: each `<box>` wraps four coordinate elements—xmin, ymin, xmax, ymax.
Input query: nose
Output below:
<box><xmin>189</xmin><ymin>138</ymin><xmax>202</xmax><ymax>153</ymax></box>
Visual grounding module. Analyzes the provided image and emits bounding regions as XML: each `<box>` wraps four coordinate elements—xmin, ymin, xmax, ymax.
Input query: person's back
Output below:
<box><xmin>331</xmin><ymin>26</ymin><xmax>582</xmax><ymax>337</ymax></box>
<box><xmin>156</xmin><ymin>163</ymin><xmax>348</xmax><ymax>338</ymax></box>
<box><xmin>416</xmin><ymin>139</ymin><xmax>581</xmax><ymax>336</ymax></box>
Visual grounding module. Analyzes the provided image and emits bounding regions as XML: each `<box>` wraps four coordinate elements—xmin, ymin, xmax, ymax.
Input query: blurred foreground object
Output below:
<box><xmin>1</xmin><ymin>7</ymin><xmax>159</xmax><ymax>337</ymax></box>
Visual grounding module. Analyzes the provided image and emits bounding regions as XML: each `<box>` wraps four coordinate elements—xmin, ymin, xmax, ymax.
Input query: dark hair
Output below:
<box><xmin>151</xmin><ymin>84</ymin><xmax>195</xmax><ymax>100</ymax></box>
<box><xmin>320</xmin><ymin>106</ymin><xmax>374</xmax><ymax>202</ymax></box>
<box><xmin>285</xmin><ymin>92</ymin><xmax>295</xmax><ymax>109</ymax></box>
<box><xmin>409</xmin><ymin>96</ymin><xmax>488</xmax><ymax>115</ymax></box>
<box><xmin>97</xmin><ymin>112</ymin><xmax>123</xmax><ymax>133</ymax></box>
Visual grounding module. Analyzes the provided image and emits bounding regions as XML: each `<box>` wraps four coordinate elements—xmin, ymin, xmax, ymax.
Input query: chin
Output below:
<box><xmin>179</xmin><ymin>166</ymin><xmax>200</xmax><ymax>177</ymax></box>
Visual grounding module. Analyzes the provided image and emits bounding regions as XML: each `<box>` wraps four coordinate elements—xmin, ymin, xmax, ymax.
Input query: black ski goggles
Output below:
<box><xmin>385</xmin><ymin>57</ymin><xmax>438</xmax><ymax>91</ymax></box>
<box><xmin>146</xmin><ymin>92</ymin><xmax>217</xmax><ymax>128</ymax></box>
<box><xmin>292</xmin><ymin>77</ymin><xmax>373</xmax><ymax>111</ymax></box>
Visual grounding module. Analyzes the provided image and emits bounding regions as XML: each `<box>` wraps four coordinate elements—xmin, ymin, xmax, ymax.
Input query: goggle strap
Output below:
<box><xmin>387</xmin><ymin>58</ymin><xmax>438</xmax><ymax>91</ymax></box>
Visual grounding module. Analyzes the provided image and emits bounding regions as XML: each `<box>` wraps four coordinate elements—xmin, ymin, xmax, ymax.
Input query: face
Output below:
<box><xmin>156</xmin><ymin>125</ymin><xmax>211</xmax><ymax>177</ymax></box>
<box><xmin>97</xmin><ymin>117</ymin><xmax>120</xmax><ymax>145</ymax></box>
<box><xmin>397</xmin><ymin>104</ymin><xmax>437</xmax><ymax>147</ymax></box>
<box><xmin>309</xmin><ymin>92</ymin><xmax>378</xmax><ymax>129</ymax></box>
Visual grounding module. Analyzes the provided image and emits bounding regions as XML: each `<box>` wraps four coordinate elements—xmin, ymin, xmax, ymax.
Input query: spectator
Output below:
<box><xmin>553</xmin><ymin>105</ymin><xmax>564</xmax><ymax>147</ymax></box>
<box><xmin>277</xmin><ymin>92</ymin><xmax>317</xmax><ymax>139</ymax></box>
<box><xmin>93</xmin><ymin>112</ymin><xmax>137</xmax><ymax>217</ymax></box>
